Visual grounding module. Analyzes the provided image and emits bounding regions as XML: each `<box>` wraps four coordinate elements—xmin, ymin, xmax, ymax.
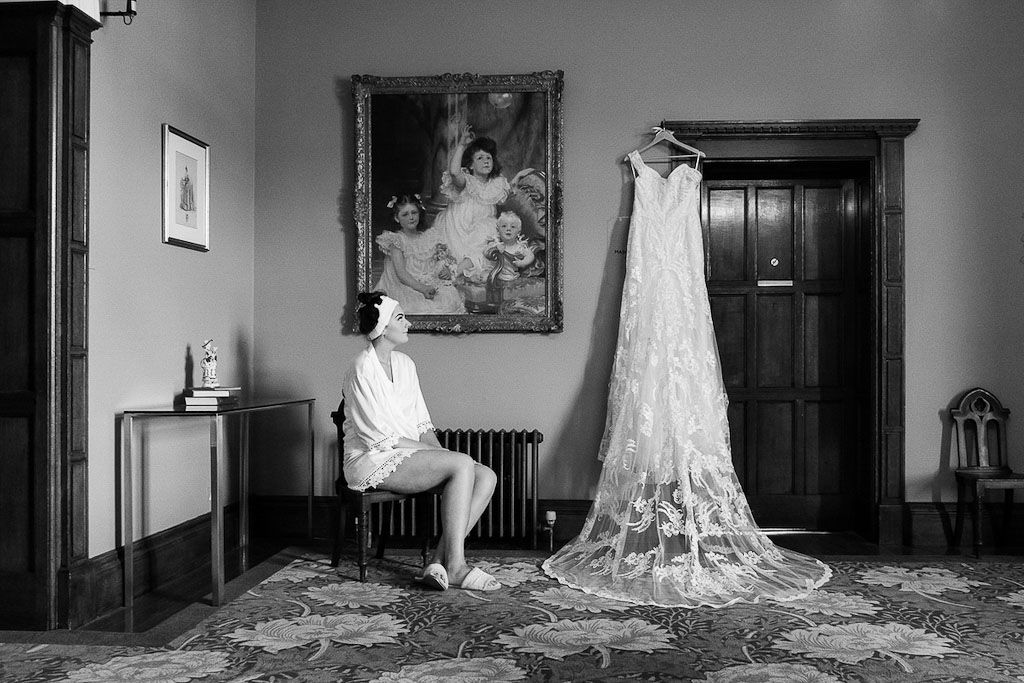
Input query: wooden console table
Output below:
<box><xmin>119</xmin><ymin>397</ymin><xmax>315</xmax><ymax>624</ymax></box>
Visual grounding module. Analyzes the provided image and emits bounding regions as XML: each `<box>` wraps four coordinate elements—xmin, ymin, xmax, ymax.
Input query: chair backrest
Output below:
<box><xmin>331</xmin><ymin>399</ymin><xmax>349</xmax><ymax>487</ymax></box>
<box><xmin>951</xmin><ymin>387</ymin><xmax>1010</xmax><ymax>471</ymax></box>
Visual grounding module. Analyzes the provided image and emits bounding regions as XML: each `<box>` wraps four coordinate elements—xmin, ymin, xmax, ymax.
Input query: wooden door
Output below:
<box><xmin>703</xmin><ymin>171</ymin><xmax>869</xmax><ymax>530</ymax></box>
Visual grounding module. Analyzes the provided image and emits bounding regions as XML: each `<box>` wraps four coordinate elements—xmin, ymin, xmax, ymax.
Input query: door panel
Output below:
<box><xmin>756</xmin><ymin>402</ymin><xmax>794</xmax><ymax>495</ymax></box>
<box><xmin>704</xmin><ymin>172</ymin><xmax>867</xmax><ymax>530</ymax></box>
<box><xmin>756</xmin><ymin>296</ymin><xmax>794</xmax><ymax>388</ymax></box>
<box><xmin>804</xmin><ymin>187</ymin><xmax>844</xmax><ymax>280</ymax></box>
<box><xmin>805</xmin><ymin>400</ymin><xmax>845</xmax><ymax>495</ymax></box>
<box><xmin>755</xmin><ymin>188</ymin><xmax>794</xmax><ymax>279</ymax></box>
<box><xmin>707</xmin><ymin>188</ymin><xmax>747</xmax><ymax>281</ymax></box>
<box><xmin>804</xmin><ymin>294</ymin><xmax>842</xmax><ymax>387</ymax></box>
<box><xmin>0</xmin><ymin>418</ymin><xmax>32</xmax><ymax>572</ymax></box>
<box><xmin>728</xmin><ymin>402</ymin><xmax>746</xmax><ymax>483</ymax></box>
<box><xmin>710</xmin><ymin>294</ymin><xmax>745</xmax><ymax>387</ymax></box>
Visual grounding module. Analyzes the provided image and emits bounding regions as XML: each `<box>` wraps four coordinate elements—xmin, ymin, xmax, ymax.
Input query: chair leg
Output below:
<box><xmin>356</xmin><ymin>504</ymin><xmax>370</xmax><ymax>581</ymax></box>
<box><xmin>416</xmin><ymin>493</ymin><xmax>432</xmax><ymax>568</ymax></box>
<box><xmin>1003</xmin><ymin>489</ymin><xmax>1015</xmax><ymax>548</ymax></box>
<box><xmin>331</xmin><ymin>497</ymin><xmax>348</xmax><ymax>568</ymax></box>
<box><xmin>376</xmin><ymin>502</ymin><xmax>394</xmax><ymax>560</ymax></box>
<box><xmin>952</xmin><ymin>481</ymin><xmax>966</xmax><ymax>550</ymax></box>
<box><xmin>973</xmin><ymin>484</ymin><xmax>985</xmax><ymax>558</ymax></box>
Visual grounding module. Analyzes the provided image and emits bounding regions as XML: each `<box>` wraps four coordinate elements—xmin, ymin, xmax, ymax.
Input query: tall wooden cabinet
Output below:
<box><xmin>0</xmin><ymin>2</ymin><xmax>99</xmax><ymax>629</ymax></box>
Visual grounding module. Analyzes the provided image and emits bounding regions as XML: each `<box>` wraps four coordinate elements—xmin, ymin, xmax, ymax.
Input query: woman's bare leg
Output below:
<box><xmin>379</xmin><ymin>449</ymin><xmax>479</xmax><ymax>582</ymax></box>
<box><xmin>426</xmin><ymin>463</ymin><xmax>497</xmax><ymax>570</ymax></box>
<box><xmin>463</xmin><ymin>464</ymin><xmax>498</xmax><ymax>538</ymax></box>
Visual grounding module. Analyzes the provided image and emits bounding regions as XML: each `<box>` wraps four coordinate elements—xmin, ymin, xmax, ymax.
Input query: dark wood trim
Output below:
<box><xmin>661</xmin><ymin>119</ymin><xmax>918</xmax><ymax>545</ymax></box>
<box><xmin>62</xmin><ymin>5</ymin><xmax>99</xmax><ymax>629</ymax></box>
<box><xmin>0</xmin><ymin>1</ymin><xmax>99</xmax><ymax>631</ymax></box>
<box><xmin>660</xmin><ymin>119</ymin><xmax>920</xmax><ymax>139</ymax></box>
<box><xmin>904</xmin><ymin>501</ymin><xmax>1024</xmax><ymax>550</ymax></box>
<box><xmin>73</xmin><ymin>510</ymin><xmax>243</xmax><ymax>627</ymax></box>
<box><xmin>539</xmin><ymin>499</ymin><xmax>592</xmax><ymax>545</ymax></box>
<box><xmin>250</xmin><ymin>495</ymin><xmax>586</xmax><ymax>547</ymax></box>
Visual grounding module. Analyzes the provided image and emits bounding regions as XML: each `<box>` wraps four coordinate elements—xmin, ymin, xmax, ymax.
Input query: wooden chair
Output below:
<box><xmin>329</xmin><ymin>401</ymin><xmax>434</xmax><ymax>580</ymax></box>
<box><xmin>950</xmin><ymin>388</ymin><xmax>1024</xmax><ymax>556</ymax></box>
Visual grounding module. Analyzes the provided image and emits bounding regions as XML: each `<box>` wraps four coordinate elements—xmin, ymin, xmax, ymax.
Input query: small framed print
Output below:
<box><xmin>162</xmin><ymin>124</ymin><xmax>209</xmax><ymax>251</ymax></box>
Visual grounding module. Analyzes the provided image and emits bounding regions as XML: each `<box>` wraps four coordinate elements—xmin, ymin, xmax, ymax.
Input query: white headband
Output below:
<box><xmin>367</xmin><ymin>295</ymin><xmax>399</xmax><ymax>340</ymax></box>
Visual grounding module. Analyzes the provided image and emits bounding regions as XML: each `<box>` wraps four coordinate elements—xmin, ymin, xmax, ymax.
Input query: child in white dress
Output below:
<box><xmin>432</xmin><ymin>127</ymin><xmax>511</xmax><ymax>282</ymax></box>
<box><xmin>373</xmin><ymin>194</ymin><xmax>464</xmax><ymax>314</ymax></box>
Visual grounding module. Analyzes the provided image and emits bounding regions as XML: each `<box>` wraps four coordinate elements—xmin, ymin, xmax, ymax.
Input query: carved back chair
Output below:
<box><xmin>330</xmin><ymin>401</ymin><xmax>433</xmax><ymax>580</ymax></box>
<box><xmin>950</xmin><ymin>387</ymin><xmax>1024</xmax><ymax>556</ymax></box>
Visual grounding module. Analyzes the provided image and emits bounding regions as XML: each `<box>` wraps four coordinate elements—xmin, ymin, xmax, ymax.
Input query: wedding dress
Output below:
<box><xmin>542</xmin><ymin>151</ymin><xmax>831</xmax><ymax>607</ymax></box>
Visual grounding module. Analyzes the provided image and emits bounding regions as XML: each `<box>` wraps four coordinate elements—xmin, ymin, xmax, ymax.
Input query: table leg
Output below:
<box><xmin>123</xmin><ymin>414</ymin><xmax>135</xmax><ymax>631</ymax></box>
<box><xmin>308</xmin><ymin>401</ymin><xmax>315</xmax><ymax>540</ymax></box>
<box><xmin>240</xmin><ymin>412</ymin><xmax>250</xmax><ymax>571</ymax></box>
<box><xmin>210</xmin><ymin>416</ymin><xmax>225</xmax><ymax>606</ymax></box>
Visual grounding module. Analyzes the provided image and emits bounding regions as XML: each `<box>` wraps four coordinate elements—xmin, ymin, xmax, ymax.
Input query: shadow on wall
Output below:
<box><xmin>335</xmin><ymin>76</ymin><xmax>356</xmax><ymax>235</ymax></box>
<box><xmin>249</xmin><ymin>367</ymin><xmax>315</xmax><ymax>497</ymax></box>
<box><xmin>542</xmin><ymin>158</ymin><xmax>638</xmax><ymax>502</ymax></box>
<box><xmin>932</xmin><ymin>393</ymin><xmax>961</xmax><ymax>506</ymax></box>
<box><xmin>928</xmin><ymin>393</ymin><xmax>961</xmax><ymax>545</ymax></box>
<box><xmin>233</xmin><ymin>329</ymin><xmax>252</xmax><ymax>395</ymax></box>
<box><xmin>336</xmin><ymin>76</ymin><xmax>359</xmax><ymax>338</ymax></box>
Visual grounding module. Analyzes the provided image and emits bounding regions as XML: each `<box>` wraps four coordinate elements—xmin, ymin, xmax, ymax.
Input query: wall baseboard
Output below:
<box><xmin>508</xmin><ymin>499</ymin><xmax>1024</xmax><ymax>552</ymax></box>
<box><xmin>250</xmin><ymin>495</ymin><xmax>592</xmax><ymax>547</ymax></box>
<box><xmin>251</xmin><ymin>494</ymin><xmax>336</xmax><ymax>540</ymax></box>
<box><xmin>74</xmin><ymin>497</ymin><xmax>1009</xmax><ymax>625</ymax></box>
<box><xmin>73</xmin><ymin>508</ymin><xmax>242</xmax><ymax>628</ymax></box>
<box><xmin>904</xmin><ymin>501</ymin><xmax>1024</xmax><ymax>550</ymax></box>
<box><xmin>539</xmin><ymin>499</ymin><xmax>592</xmax><ymax>545</ymax></box>
<box><xmin>250</xmin><ymin>496</ymin><xmax>587</xmax><ymax>547</ymax></box>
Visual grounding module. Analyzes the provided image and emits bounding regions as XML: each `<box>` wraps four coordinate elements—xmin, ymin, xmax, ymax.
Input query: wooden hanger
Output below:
<box><xmin>625</xmin><ymin>126</ymin><xmax>705</xmax><ymax>162</ymax></box>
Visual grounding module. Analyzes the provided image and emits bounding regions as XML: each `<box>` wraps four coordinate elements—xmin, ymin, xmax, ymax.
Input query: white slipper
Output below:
<box><xmin>417</xmin><ymin>563</ymin><xmax>448</xmax><ymax>590</ymax></box>
<box><xmin>452</xmin><ymin>566</ymin><xmax>501</xmax><ymax>592</ymax></box>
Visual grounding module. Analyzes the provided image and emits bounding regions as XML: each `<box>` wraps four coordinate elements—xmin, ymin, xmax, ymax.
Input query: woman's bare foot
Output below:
<box><xmin>446</xmin><ymin>562</ymin><xmax>471</xmax><ymax>586</ymax></box>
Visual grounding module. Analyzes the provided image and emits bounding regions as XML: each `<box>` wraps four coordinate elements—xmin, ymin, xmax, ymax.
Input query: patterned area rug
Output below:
<box><xmin>5</xmin><ymin>553</ymin><xmax>1024</xmax><ymax>681</ymax></box>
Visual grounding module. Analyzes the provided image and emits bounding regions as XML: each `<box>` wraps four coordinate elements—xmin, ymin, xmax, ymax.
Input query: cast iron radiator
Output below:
<box><xmin>371</xmin><ymin>429</ymin><xmax>542</xmax><ymax>550</ymax></box>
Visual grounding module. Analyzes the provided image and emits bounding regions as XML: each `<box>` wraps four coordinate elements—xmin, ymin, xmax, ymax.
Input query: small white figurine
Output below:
<box><xmin>200</xmin><ymin>339</ymin><xmax>218</xmax><ymax>388</ymax></box>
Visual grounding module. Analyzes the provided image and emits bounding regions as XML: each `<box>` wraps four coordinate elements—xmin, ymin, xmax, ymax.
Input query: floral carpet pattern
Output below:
<box><xmin>5</xmin><ymin>554</ymin><xmax>1024</xmax><ymax>681</ymax></box>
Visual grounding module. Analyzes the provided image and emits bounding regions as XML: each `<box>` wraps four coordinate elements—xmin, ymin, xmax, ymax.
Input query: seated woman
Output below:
<box><xmin>341</xmin><ymin>291</ymin><xmax>500</xmax><ymax>591</ymax></box>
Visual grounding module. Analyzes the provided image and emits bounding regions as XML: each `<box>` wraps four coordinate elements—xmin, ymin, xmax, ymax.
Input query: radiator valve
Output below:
<box><xmin>542</xmin><ymin>510</ymin><xmax>557</xmax><ymax>553</ymax></box>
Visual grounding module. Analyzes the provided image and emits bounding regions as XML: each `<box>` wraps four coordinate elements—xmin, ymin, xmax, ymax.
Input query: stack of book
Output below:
<box><xmin>182</xmin><ymin>386</ymin><xmax>242</xmax><ymax>411</ymax></box>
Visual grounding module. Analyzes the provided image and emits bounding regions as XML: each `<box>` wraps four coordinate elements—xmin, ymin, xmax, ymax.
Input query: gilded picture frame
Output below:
<box><xmin>353</xmin><ymin>71</ymin><xmax>563</xmax><ymax>333</ymax></box>
<box><xmin>162</xmin><ymin>124</ymin><xmax>210</xmax><ymax>251</ymax></box>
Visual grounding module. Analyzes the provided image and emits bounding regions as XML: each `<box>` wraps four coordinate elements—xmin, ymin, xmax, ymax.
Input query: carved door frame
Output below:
<box><xmin>661</xmin><ymin>119</ymin><xmax>918</xmax><ymax>544</ymax></box>
<box><xmin>0</xmin><ymin>3</ymin><xmax>98</xmax><ymax>629</ymax></box>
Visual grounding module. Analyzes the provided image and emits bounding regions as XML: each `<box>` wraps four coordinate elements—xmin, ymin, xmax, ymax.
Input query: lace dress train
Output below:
<box><xmin>541</xmin><ymin>151</ymin><xmax>831</xmax><ymax>607</ymax></box>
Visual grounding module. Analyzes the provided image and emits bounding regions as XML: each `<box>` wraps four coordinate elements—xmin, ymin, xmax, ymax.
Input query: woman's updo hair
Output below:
<box><xmin>460</xmin><ymin>136</ymin><xmax>502</xmax><ymax>178</ymax></box>
<box><xmin>356</xmin><ymin>291</ymin><xmax>386</xmax><ymax>335</ymax></box>
<box><xmin>389</xmin><ymin>194</ymin><xmax>427</xmax><ymax>231</ymax></box>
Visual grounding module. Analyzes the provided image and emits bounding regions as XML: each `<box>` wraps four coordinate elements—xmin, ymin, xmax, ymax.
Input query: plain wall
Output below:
<box><xmin>88</xmin><ymin>0</ymin><xmax>256</xmax><ymax>554</ymax></box>
<box><xmin>81</xmin><ymin>0</ymin><xmax>1024</xmax><ymax>557</ymax></box>
<box><xmin>252</xmin><ymin>0</ymin><xmax>1024</xmax><ymax>507</ymax></box>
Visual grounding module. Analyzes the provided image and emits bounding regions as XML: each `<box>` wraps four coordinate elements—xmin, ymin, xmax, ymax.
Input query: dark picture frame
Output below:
<box><xmin>161</xmin><ymin>124</ymin><xmax>210</xmax><ymax>251</ymax></box>
<box><xmin>353</xmin><ymin>71</ymin><xmax>563</xmax><ymax>333</ymax></box>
